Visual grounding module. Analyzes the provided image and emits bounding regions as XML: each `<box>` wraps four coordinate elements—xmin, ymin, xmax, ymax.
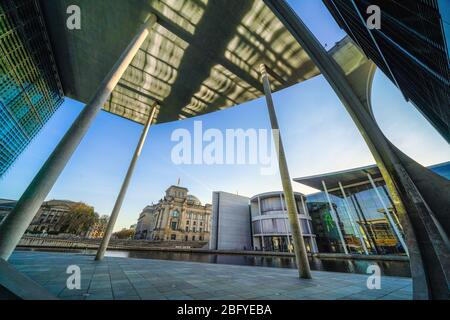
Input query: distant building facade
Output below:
<box><xmin>209</xmin><ymin>192</ymin><xmax>252</xmax><ymax>251</ymax></box>
<box><xmin>0</xmin><ymin>199</ymin><xmax>16</xmax><ymax>224</ymax></box>
<box><xmin>251</xmin><ymin>192</ymin><xmax>318</xmax><ymax>253</ymax></box>
<box><xmin>85</xmin><ymin>215</ymin><xmax>109</xmax><ymax>239</ymax></box>
<box><xmin>323</xmin><ymin>0</ymin><xmax>450</xmax><ymax>143</ymax></box>
<box><xmin>208</xmin><ymin>162</ymin><xmax>449</xmax><ymax>255</ymax></box>
<box><xmin>134</xmin><ymin>205</ymin><xmax>157</xmax><ymax>240</ymax></box>
<box><xmin>0</xmin><ymin>0</ymin><xmax>64</xmax><ymax>176</ymax></box>
<box><xmin>136</xmin><ymin>185</ymin><xmax>212</xmax><ymax>242</ymax></box>
<box><xmin>26</xmin><ymin>200</ymin><xmax>95</xmax><ymax>236</ymax></box>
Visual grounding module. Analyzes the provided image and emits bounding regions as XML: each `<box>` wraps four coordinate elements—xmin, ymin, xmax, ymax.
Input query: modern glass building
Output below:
<box><xmin>250</xmin><ymin>191</ymin><xmax>318</xmax><ymax>253</ymax></box>
<box><xmin>296</xmin><ymin>162</ymin><xmax>450</xmax><ymax>256</ymax></box>
<box><xmin>323</xmin><ymin>0</ymin><xmax>450</xmax><ymax>143</ymax></box>
<box><xmin>0</xmin><ymin>0</ymin><xmax>64</xmax><ymax>176</ymax></box>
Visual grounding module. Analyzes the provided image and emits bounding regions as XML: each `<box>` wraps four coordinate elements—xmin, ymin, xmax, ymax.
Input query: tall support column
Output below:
<box><xmin>95</xmin><ymin>106</ymin><xmax>157</xmax><ymax>261</ymax></box>
<box><xmin>367</xmin><ymin>173</ymin><xmax>409</xmax><ymax>256</ymax></box>
<box><xmin>338</xmin><ymin>182</ymin><xmax>369</xmax><ymax>255</ymax></box>
<box><xmin>260</xmin><ymin>64</ymin><xmax>312</xmax><ymax>279</ymax></box>
<box><xmin>0</xmin><ymin>15</ymin><xmax>157</xmax><ymax>261</ymax></box>
<box><xmin>280</xmin><ymin>193</ymin><xmax>292</xmax><ymax>250</ymax></box>
<box><xmin>322</xmin><ymin>181</ymin><xmax>349</xmax><ymax>255</ymax></box>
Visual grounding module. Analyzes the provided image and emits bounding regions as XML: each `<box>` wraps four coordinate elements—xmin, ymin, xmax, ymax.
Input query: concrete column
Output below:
<box><xmin>257</xmin><ymin>196</ymin><xmax>262</xmax><ymax>216</ymax></box>
<box><xmin>338</xmin><ymin>182</ymin><xmax>369</xmax><ymax>255</ymax></box>
<box><xmin>367</xmin><ymin>173</ymin><xmax>409</xmax><ymax>256</ymax></box>
<box><xmin>260</xmin><ymin>64</ymin><xmax>312</xmax><ymax>279</ymax></box>
<box><xmin>284</xmin><ymin>218</ymin><xmax>291</xmax><ymax>249</ymax></box>
<box><xmin>0</xmin><ymin>15</ymin><xmax>158</xmax><ymax>261</ymax></box>
<box><xmin>322</xmin><ymin>181</ymin><xmax>348</xmax><ymax>255</ymax></box>
<box><xmin>95</xmin><ymin>106</ymin><xmax>157</xmax><ymax>261</ymax></box>
<box><xmin>300</xmin><ymin>195</ymin><xmax>308</xmax><ymax>216</ymax></box>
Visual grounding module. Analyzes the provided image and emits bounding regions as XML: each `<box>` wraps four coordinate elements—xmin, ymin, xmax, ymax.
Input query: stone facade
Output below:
<box><xmin>134</xmin><ymin>205</ymin><xmax>157</xmax><ymax>240</ymax></box>
<box><xmin>27</xmin><ymin>200</ymin><xmax>78</xmax><ymax>234</ymax></box>
<box><xmin>137</xmin><ymin>185</ymin><xmax>212</xmax><ymax>242</ymax></box>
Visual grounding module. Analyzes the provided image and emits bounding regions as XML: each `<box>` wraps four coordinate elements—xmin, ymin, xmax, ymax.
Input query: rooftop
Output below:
<box><xmin>294</xmin><ymin>161</ymin><xmax>450</xmax><ymax>193</ymax></box>
<box><xmin>294</xmin><ymin>164</ymin><xmax>381</xmax><ymax>192</ymax></box>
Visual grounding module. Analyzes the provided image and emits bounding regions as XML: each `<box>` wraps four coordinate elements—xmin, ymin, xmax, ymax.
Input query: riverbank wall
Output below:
<box><xmin>17</xmin><ymin>235</ymin><xmax>409</xmax><ymax>262</ymax></box>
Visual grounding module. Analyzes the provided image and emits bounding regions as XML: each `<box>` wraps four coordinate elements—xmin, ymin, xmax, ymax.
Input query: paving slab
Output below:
<box><xmin>9</xmin><ymin>251</ymin><xmax>412</xmax><ymax>300</ymax></box>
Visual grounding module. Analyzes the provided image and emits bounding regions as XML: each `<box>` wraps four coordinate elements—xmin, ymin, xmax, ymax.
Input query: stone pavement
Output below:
<box><xmin>9</xmin><ymin>251</ymin><xmax>412</xmax><ymax>300</ymax></box>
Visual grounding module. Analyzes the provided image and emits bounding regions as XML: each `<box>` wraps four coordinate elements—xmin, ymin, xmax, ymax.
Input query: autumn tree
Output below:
<box><xmin>58</xmin><ymin>203</ymin><xmax>97</xmax><ymax>236</ymax></box>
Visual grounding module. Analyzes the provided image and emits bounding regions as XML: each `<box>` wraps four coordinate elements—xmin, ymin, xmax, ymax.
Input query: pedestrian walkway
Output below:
<box><xmin>9</xmin><ymin>251</ymin><xmax>412</xmax><ymax>300</ymax></box>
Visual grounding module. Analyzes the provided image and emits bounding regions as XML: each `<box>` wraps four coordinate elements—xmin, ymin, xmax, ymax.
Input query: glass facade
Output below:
<box><xmin>299</xmin><ymin>162</ymin><xmax>449</xmax><ymax>256</ymax></box>
<box><xmin>307</xmin><ymin>180</ymin><xmax>406</xmax><ymax>255</ymax></box>
<box><xmin>0</xmin><ymin>0</ymin><xmax>63</xmax><ymax>176</ymax></box>
<box><xmin>428</xmin><ymin>161</ymin><xmax>450</xmax><ymax>180</ymax></box>
<box><xmin>324</xmin><ymin>0</ymin><xmax>450</xmax><ymax>143</ymax></box>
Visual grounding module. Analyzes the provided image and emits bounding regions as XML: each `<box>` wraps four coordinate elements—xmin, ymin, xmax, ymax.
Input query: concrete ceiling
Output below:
<box><xmin>39</xmin><ymin>0</ymin><xmax>365</xmax><ymax>125</ymax></box>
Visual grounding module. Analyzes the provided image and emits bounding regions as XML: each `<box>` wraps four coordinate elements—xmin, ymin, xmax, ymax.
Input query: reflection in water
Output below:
<box><xmin>104</xmin><ymin>250</ymin><xmax>410</xmax><ymax>278</ymax></box>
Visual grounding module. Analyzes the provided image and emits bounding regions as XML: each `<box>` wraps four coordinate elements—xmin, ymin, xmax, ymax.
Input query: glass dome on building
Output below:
<box><xmin>187</xmin><ymin>195</ymin><xmax>202</xmax><ymax>205</ymax></box>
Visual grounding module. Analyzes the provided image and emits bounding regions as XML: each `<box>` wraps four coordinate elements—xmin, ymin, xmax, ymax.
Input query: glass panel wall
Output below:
<box><xmin>306</xmin><ymin>179</ymin><xmax>406</xmax><ymax>255</ymax></box>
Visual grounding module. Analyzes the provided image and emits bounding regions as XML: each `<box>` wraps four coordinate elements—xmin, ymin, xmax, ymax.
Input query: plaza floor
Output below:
<box><xmin>9</xmin><ymin>251</ymin><xmax>412</xmax><ymax>300</ymax></box>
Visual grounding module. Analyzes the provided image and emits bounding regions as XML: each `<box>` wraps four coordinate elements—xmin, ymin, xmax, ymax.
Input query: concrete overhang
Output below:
<box><xmin>39</xmin><ymin>0</ymin><xmax>368</xmax><ymax>125</ymax></box>
<box><xmin>293</xmin><ymin>164</ymin><xmax>382</xmax><ymax>194</ymax></box>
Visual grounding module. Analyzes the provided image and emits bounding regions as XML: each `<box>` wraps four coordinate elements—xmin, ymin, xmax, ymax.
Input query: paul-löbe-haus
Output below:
<box><xmin>0</xmin><ymin>0</ymin><xmax>448</xmax><ymax>300</ymax></box>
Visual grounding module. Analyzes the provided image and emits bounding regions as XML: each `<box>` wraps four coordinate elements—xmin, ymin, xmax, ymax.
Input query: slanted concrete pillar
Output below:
<box><xmin>260</xmin><ymin>64</ymin><xmax>312</xmax><ymax>279</ymax></box>
<box><xmin>0</xmin><ymin>15</ymin><xmax>158</xmax><ymax>261</ymax></box>
<box><xmin>96</xmin><ymin>106</ymin><xmax>158</xmax><ymax>261</ymax></box>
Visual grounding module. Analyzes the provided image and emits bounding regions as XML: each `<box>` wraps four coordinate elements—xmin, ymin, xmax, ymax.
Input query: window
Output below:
<box><xmin>252</xmin><ymin>222</ymin><xmax>261</xmax><ymax>234</ymax></box>
<box><xmin>171</xmin><ymin>234</ymin><xmax>176</xmax><ymax>240</ymax></box>
<box><xmin>171</xmin><ymin>210</ymin><xmax>180</xmax><ymax>218</ymax></box>
<box><xmin>192</xmin><ymin>236</ymin><xmax>196</xmax><ymax>241</ymax></box>
<box><xmin>186</xmin><ymin>220</ymin><xmax>190</xmax><ymax>225</ymax></box>
<box><xmin>184</xmin><ymin>235</ymin><xmax>188</xmax><ymax>241</ymax></box>
<box><xmin>200</xmin><ymin>222</ymin><xmax>203</xmax><ymax>226</ymax></box>
<box><xmin>193</xmin><ymin>221</ymin><xmax>196</xmax><ymax>225</ymax></box>
<box><xmin>199</xmin><ymin>236</ymin><xmax>203</xmax><ymax>241</ymax></box>
<box><xmin>185</xmin><ymin>226</ymin><xmax>189</xmax><ymax>232</ymax></box>
<box><xmin>193</xmin><ymin>227</ymin><xmax>196</xmax><ymax>233</ymax></box>
<box><xmin>171</xmin><ymin>221</ymin><xmax>177</xmax><ymax>230</ymax></box>
<box><xmin>260</xmin><ymin>197</ymin><xmax>283</xmax><ymax>215</ymax></box>
<box><xmin>199</xmin><ymin>228</ymin><xmax>202</xmax><ymax>232</ymax></box>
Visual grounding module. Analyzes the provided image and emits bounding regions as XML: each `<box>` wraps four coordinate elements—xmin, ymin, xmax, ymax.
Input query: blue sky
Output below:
<box><xmin>0</xmin><ymin>0</ymin><xmax>448</xmax><ymax>231</ymax></box>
